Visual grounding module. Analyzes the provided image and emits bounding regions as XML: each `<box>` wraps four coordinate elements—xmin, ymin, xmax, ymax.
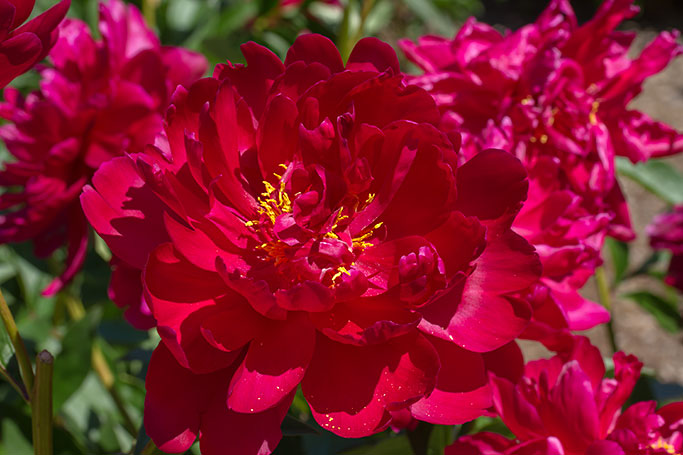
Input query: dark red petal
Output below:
<box><xmin>199</xmin><ymin>391</ymin><xmax>294</xmax><ymax>455</ymax></box>
<box><xmin>302</xmin><ymin>331</ymin><xmax>439</xmax><ymax>438</ymax></box>
<box><xmin>80</xmin><ymin>155</ymin><xmax>168</xmax><ymax>270</ymax></box>
<box><xmin>144</xmin><ymin>343</ymin><xmax>230</xmax><ymax>453</ymax></box>
<box><xmin>284</xmin><ymin>33</ymin><xmax>344</xmax><ymax>73</ymax></box>
<box><xmin>144</xmin><ymin>243</ymin><xmax>239</xmax><ymax>373</ymax></box>
<box><xmin>256</xmin><ymin>94</ymin><xmax>299</xmax><ymax>178</ymax></box>
<box><xmin>542</xmin><ymin>362</ymin><xmax>600</xmax><ymax>451</ymax></box>
<box><xmin>7</xmin><ymin>0</ymin><xmax>32</xmax><ymax>29</ymax></box>
<box><xmin>410</xmin><ymin>334</ymin><xmax>491</xmax><ymax>424</ymax></box>
<box><xmin>483</xmin><ymin>341</ymin><xmax>524</xmax><ymax>383</ymax></box>
<box><xmin>310</xmin><ymin>296</ymin><xmax>420</xmax><ymax>346</ymax></box>
<box><xmin>425</xmin><ymin>211</ymin><xmax>486</xmax><ymax>277</ymax></box>
<box><xmin>228</xmin><ymin>313</ymin><xmax>315</xmax><ymax>413</ymax></box>
<box><xmin>107</xmin><ymin>258</ymin><xmax>155</xmax><ymax>330</ymax></box>
<box><xmin>0</xmin><ymin>32</ymin><xmax>41</xmax><ymax>88</ymax></box>
<box><xmin>200</xmin><ymin>302</ymin><xmax>267</xmax><ymax>353</ymax></box>
<box><xmin>455</xmin><ymin>149</ymin><xmax>528</xmax><ymax>220</ymax></box>
<box><xmin>346</xmin><ymin>37</ymin><xmax>400</xmax><ymax>74</ymax></box>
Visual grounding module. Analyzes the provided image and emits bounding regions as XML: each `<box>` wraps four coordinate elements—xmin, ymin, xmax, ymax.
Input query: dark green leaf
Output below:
<box><xmin>616</xmin><ymin>157</ymin><xmax>683</xmax><ymax>204</ymax></box>
<box><xmin>342</xmin><ymin>435</ymin><xmax>412</xmax><ymax>455</ymax></box>
<box><xmin>52</xmin><ymin>307</ymin><xmax>102</xmax><ymax>410</ymax></box>
<box><xmin>605</xmin><ymin>238</ymin><xmax>629</xmax><ymax>284</ymax></box>
<box><xmin>428</xmin><ymin>425</ymin><xmax>455</xmax><ymax>454</ymax></box>
<box><xmin>403</xmin><ymin>0</ymin><xmax>455</xmax><ymax>35</ymax></box>
<box><xmin>281</xmin><ymin>415</ymin><xmax>320</xmax><ymax>436</ymax></box>
<box><xmin>623</xmin><ymin>291</ymin><xmax>682</xmax><ymax>333</ymax></box>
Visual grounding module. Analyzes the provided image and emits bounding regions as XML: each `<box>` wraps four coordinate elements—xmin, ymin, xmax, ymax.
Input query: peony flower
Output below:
<box><xmin>0</xmin><ymin>0</ymin><xmax>70</xmax><ymax>88</ymax></box>
<box><xmin>648</xmin><ymin>205</ymin><xmax>683</xmax><ymax>292</ymax></box>
<box><xmin>81</xmin><ymin>34</ymin><xmax>541</xmax><ymax>454</ymax></box>
<box><xmin>400</xmin><ymin>0</ymin><xmax>683</xmax><ymax>340</ymax></box>
<box><xmin>0</xmin><ymin>0</ymin><xmax>206</xmax><ymax>319</ymax></box>
<box><xmin>449</xmin><ymin>335</ymin><xmax>683</xmax><ymax>454</ymax></box>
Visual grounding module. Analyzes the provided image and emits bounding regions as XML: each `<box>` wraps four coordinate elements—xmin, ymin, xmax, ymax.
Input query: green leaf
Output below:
<box><xmin>342</xmin><ymin>435</ymin><xmax>412</xmax><ymax>455</ymax></box>
<box><xmin>623</xmin><ymin>291</ymin><xmax>682</xmax><ymax>333</ymax></box>
<box><xmin>402</xmin><ymin>0</ymin><xmax>455</xmax><ymax>36</ymax></box>
<box><xmin>0</xmin><ymin>418</ymin><xmax>32</xmax><ymax>455</ymax></box>
<box><xmin>616</xmin><ymin>157</ymin><xmax>683</xmax><ymax>205</ymax></box>
<box><xmin>605</xmin><ymin>237</ymin><xmax>629</xmax><ymax>284</ymax></box>
<box><xmin>428</xmin><ymin>425</ymin><xmax>455</xmax><ymax>455</ymax></box>
<box><xmin>52</xmin><ymin>307</ymin><xmax>102</xmax><ymax>411</ymax></box>
<box><xmin>281</xmin><ymin>415</ymin><xmax>320</xmax><ymax>436</ymax></box>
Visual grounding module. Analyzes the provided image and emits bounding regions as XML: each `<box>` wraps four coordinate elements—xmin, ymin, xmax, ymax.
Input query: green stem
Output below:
<box><xmin>595</xmin><ymin>266</ymin><xmax>618</xmax><ymax>353</ymax></box>
<box><xmin>338</xmin><ymin>0</ymin><xmax>376</xmax><ymax>62</ymax></box>
<box><xmin>141</xmin><ymin>439</ymin><xmax>164</xmax><ymax>455</ymax></box>
<box><xmin>142</xmin><ymin>0</ymin><xmax>160</xmax><ymax>28</ymax></box>
<box><xmin>0</xmin><ymin>289</ymin><xmax>34</xmax><ymax>397</ymax></box>
<box><xmin>32</xmin><ymin>351</ymin><xmax>53</xmax><ymax>455</ymax></box>
<box><xmin>338</xmin><ymin>0</ymin><xmax>354</xmax><ymax>61</ymax></box>
<box><xmin>352</xmin><ymin>0</ymin><xmax>375</xmax><ymax>46</ymax></box>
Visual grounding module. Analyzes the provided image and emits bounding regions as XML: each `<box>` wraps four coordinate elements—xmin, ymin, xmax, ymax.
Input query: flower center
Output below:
<box><xmin>243</xmin><ymin>162</ymin><xmax>382</xmax><ymax>288</ymax></box>
<box><xmin>651</xmin><ymin>438</ymin><xmax>680</xmax><ymax>455</ymax></box>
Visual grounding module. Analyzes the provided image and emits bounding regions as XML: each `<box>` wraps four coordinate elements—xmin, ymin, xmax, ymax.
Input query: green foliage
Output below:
<box><xmin>623</xmin><ymin>291</ymin><xmax>682</xmax><ymax>333</ymax></box>
<box><xmin>616</xmin><ymin>157</ymin><xmax>683</xmax><ymax>205</ymax></box>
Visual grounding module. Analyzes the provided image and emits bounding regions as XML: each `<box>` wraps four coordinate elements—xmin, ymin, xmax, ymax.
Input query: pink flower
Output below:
<box><xmin>0</xmin><ymin>0</ymin><xmax>70</xmax><ymax>88</ymax></box>
<box><xmin>649</xmin><ymin>205</ymin><xmax>683</xmax><ymax>292</ymax></box>
<box><xmin>450</xmin><ymin>401</ymin><xmax>683</xmax><ymax>455</ymax></box>
<box><xmin>449</xmin><ymin>335</ymin><xmax>683</xmax><ymax>454</ymax></box>
<box><xmin>81</xmin><ymin>34</ymin><xmax>541</xmax><ymax>454</ymax></box>
<box><xmin>400</xmin><ymin>0</ymin><xmax>683</xmax><ymax>338</ymax></box>
<box><xmin>0</xmin><ymin>0</ymin><xmax>206</xmax><ymax>319</ymax></box>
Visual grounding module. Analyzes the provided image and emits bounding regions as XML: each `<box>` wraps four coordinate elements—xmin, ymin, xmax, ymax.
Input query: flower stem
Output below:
<box><xmin>338</xmin><ymin>0</ymin><xmax>375</xmax><ymax>62</ymax></box>
<box><xmin>31</xmin><ymin>351</ymin><xmax>54</xmax><ymax>455</ymax></box>
<box><xmin>63</xmin><ymin>295</ymin><xmax>138</xmax><ymax>437</ymax></box>
<box><xmin>141</xmin><ymin>439</ymin><xmax>164</xmax><ymax>455</ymax></box>
<box><xmin>142</xmin><ymin>0</ymin><xmax>160</xmax><ymax>28</ymax></box>
<box><xmin>595</xmin><ymin>266</ymin><xmax>618</xmax><ymax>353</ymax></box>
<box><xmin>0</xmin><ymin>289</ymin><xmax>34</xmax><ymax>397</ymax></box>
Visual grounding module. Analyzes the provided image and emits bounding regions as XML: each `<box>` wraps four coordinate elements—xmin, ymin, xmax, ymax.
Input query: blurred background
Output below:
<box><xmin>1</xmin><ymin>1</ymin><xmax>682</xmax><ymax>454</ymax></box>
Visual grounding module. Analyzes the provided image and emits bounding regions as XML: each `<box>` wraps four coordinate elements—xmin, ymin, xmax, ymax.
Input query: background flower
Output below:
<box><xmin>400</xmin><ymin>0</ymin><xmax>683</xmax><ymax>341</ymax></box>
<box><xmin>0</xmin><ymin>0</ymin><xmax>206</xmax><ymax>314</ymax></box>
<box><xmin>648</xmin><ymin>205</ymin><xmax>683</xmax><ymax>292</ymax></box>
<box><xmin>0</xmin><ymin>0</ymin><xmax>70</xmax><ymax>88</ymax></box>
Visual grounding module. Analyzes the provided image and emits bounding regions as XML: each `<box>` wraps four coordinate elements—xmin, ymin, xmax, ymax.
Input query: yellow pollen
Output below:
<box><xmin>651</xmin><ymin>438</ymin><xmax>680</xmax><ymax>455</ymax></box>
<box><xmin>256</xmin><ymin>241</ymin><xmax>289</xmax><ymax>266</ymax></box>
<box><xmin>589</xmin><ymin>100</ymin><xmax>600</xmax><ymax>125</ymax></box>
<box><xmin>521</xmin><ymin>96</ymin><xmax>533</xmax><ymax>105</ymax></box>
<box><xmin>539</xmin><ymin>134</ymin><xmax>548</xmax><ymax>144</ymax></box>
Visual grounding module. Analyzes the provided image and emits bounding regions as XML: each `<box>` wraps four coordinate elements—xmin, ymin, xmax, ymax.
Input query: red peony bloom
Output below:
<box><xmin>0</xmin><ymin>0</ymin><xmax>206</xmax><ymax>316</ymax></box>
<box><xmin>448</xmin><ymin>335</ymin><xmax>683</xmax><ymax>455</ymax></box>
<box><xmin>0</xmin><ymin>0</ymin><xmax>70</xmax><ymax>88</ymax></box>
<box><xmin>400</xmin><ymin>0</ymin><xmax>683</xmax><ymax>340</ymax></box>
<box><xmin>649</xmin><ymin>205</ymin><xmax>683</xmax><ymax>293</ymax></box>
<box><xmin>81</xmin><ymin>34</ymin><xmax>541</xmax><ymax>453</ymax></box>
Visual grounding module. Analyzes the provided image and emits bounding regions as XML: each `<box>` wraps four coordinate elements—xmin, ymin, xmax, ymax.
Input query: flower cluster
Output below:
<box><xmin>0</xmin><ymin>0</ymin><xmax>70</xmax><ymax>88</ymax></box>
<box><xmin>0</xmin><ymin>0</ymin><xmax>206</xmax><ymax>314</ymax></box>
<box><xmin>448</xmin><ymin>336</ymin><xmax>683</xmax><ymax>455</ymax></box>
<box><xmin>401</xmin><ymin>0</ymin><xmax>683</xmax><ymax>341</ymax></box>
<box><xmin>81</xmin><ymin>34</ymin><xmax>542</xmax><ymax>453</ymax></box>
<box><xmin>649</xmin><ymin>205</ymin><xmax>683</xmax><ymax>293</ymax></box>
<box><xmin>0</xmin><ymin>1</ymin><xmax>681</xmax><ymax>454</ymax></box>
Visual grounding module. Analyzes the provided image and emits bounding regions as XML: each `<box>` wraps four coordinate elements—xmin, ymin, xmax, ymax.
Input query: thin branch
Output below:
<box><xmin>0</xmin><ymin>289</ymin><xmax>34</xmax><ymax>397</ymax></box>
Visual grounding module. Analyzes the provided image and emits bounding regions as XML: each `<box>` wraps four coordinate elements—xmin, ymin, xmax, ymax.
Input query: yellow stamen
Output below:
<box><xmin>589</xmin><ymin>101</ymin><xmax>600</xmax><ymax>125</ymax></box>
